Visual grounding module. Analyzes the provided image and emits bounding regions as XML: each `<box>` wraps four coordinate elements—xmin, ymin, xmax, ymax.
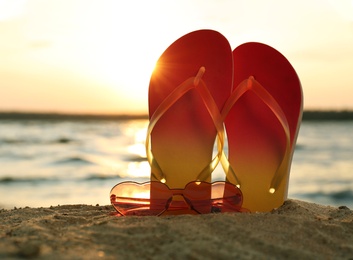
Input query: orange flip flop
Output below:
<box><xmin>221</xmin><ymin>42</ymin><xmax>303</xmax><ymax>212</ymax></box>
<box><xmin>147</xmin><ymin>30</ymin><xmax>233</xmax><ymax>189</ymax></box>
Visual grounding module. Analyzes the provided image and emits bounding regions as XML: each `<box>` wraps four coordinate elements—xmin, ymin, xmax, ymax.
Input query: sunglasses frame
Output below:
<box><xmin>110</xmin><ymin>180</ymin><xmax>244</xmax><ymax>216</ymax></box>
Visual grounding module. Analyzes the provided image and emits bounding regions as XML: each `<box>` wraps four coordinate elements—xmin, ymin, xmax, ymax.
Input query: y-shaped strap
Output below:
<box><xmin>221</xmin><ymin>76</ymin><xmax>291</xmax><ymax>193</ymax></box>
<box><xmin>146</xmin><ymin>67</ymin><xmax>225</xmax><ymax>184</ymax></box>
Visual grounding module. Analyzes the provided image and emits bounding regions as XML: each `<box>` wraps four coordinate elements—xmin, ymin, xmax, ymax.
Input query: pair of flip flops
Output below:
<box><xmin>147</xmin><ymin>29</ymin><xmax>303</xmax><ymax>212</ymax></box>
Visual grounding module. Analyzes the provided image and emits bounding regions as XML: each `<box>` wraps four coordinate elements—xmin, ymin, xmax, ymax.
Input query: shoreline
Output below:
<box><xmin>1</xmin><ymin>110</ymin><xmax>353</xmax><ymax>121</ymax></box>
<box><xmin>0</xmin><ymin>199</ymin><xmax>352</xmax><ymax>259</ymax></box>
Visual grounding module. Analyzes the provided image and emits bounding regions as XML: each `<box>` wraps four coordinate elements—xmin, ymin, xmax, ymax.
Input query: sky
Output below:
<box><xmin>0</xmin><ymin>0</ymin><xmax>353</xmax><ymax>114</ymax></box>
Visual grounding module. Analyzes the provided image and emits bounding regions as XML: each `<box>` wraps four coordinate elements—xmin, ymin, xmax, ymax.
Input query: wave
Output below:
<box><xmin>85</xmin><ymin>174</ymin><xmax>120</xmax><ymax>181</ymax></box>
<box><xmin>0</xmin><ymin>174</ymin><xmax>119</xmax><ymax>184</ymax></box>
<box><xmin>0</xmin><ymin>137</ymin><xmax>75</xmax><ymax>145</ymax></box>
<box><xmin>305</xmin><ymin>189</ymin><xmax>353</xmax><ymax>202</ymax></box>
<box><xmin>0</xmin><ymin>177</ymin><xmax>55</xmax><ymax>184</ymax></box>
<box><xmin>53</xmin><ymin>138</ymin><xmax>73</xmax><ymax>144</ymax></box>
<box><xmin>294</xmin><ymin>144</ymin><xmax>305</xmax><ymax>150</ymax></box>
<box><xmin>52</xmin><ymin>156</ymin><xmax>94</xmax><ymax>165</ymax></box>
<box><xmin>122</xmin><ymin>155</ymin><xmax>147</xmax><ymax>162</ymax></box>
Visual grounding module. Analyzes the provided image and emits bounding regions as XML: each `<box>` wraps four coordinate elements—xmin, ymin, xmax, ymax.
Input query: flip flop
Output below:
<box><xmin>221</xmin><ymin>42</ymin><xmax>303</xmax><ymax>212</ymax></box>
<box><xmin>147</xmin><ymin>30</ymin><xmax>233</xmax><ymax>189</ymax></box>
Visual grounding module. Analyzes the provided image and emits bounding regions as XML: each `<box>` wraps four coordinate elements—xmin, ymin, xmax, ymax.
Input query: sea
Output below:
<box><xmin>0</xmin><ymin>113</ymin><xmax>352</xmax><ymax>210</ymax></box>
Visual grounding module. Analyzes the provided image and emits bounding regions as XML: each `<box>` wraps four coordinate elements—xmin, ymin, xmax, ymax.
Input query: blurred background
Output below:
<box><xmin>1</xmin><ymin>0</ymin><xmax>352</xmax><ymax>209</ymax></box>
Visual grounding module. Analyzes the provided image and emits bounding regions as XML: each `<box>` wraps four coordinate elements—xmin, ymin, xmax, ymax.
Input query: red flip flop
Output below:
<box><xmin>147</xmin><ymin>30</ymin><xmax>233</xmax><ymax>189</ymax></box>
<box><xmin>222</xmin><ymin>42</ymin><xmax>303</xmax><ymax>212</ymax></box>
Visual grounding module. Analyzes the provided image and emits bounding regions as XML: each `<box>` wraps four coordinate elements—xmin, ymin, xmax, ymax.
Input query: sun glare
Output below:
<box><xmin>82</xmin><ymin>39</ymin><xmax>161</xmax><ymax>113</ymax></box>
<box><xmin>2</xmin><ymin>1</ymin><xmax>353</xmax><ymax>113</ymax></box>
<box><xmin>327</xmin><ymin>0</ymin><xmax>353</xmax><ymax>21</ymax></box>
<box><xmin>126</xmin><ymin>162</ymin><xmax>150</xmax><ymax>179</ymax></box>
<box><xmin>0</xmin><ymin>0</ymin><xmax>26</xmax><ymax>21</ymax></box>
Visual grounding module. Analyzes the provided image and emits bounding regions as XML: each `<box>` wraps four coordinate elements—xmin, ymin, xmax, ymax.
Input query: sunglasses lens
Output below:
<box><xmin>110</xmin><ymin>182</ymin><xmax>171</xmax><ymax>216</ymax></box>
<box><xmin>210</xmin><ymin>182</ymin><xmax>243</xmax><ymax>213</ymax></box>
<box><xmin>184</xmin><ymin>182</ymin><xmax>243</xmax><ymax>213</ymax></box>
<box><xmin>183</xmin><ymin>182</ymin><xmax>212</xmax><ymax>214</ymax></box>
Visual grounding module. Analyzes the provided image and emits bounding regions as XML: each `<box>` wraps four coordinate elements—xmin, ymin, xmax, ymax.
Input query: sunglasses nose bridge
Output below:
<box><xmin>170</xmin><ymin>189</ymin><xmax>194</xmax><ymax>207</ymax></box>
<box><xmin>170</xmin><ymin>189</ymin><xmax>183</xmax><ymax>196</ymax></box>
<box><xmin>165</xmin><ymin>193</ymin><xmax>193</xmax><ymax>211</ymax></box>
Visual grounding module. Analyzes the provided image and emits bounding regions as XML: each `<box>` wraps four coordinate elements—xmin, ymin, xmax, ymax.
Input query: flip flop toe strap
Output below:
<box><xmin>221</xmin><ymin>76</ymin><xmax>291</xmax><ymax>193</ymax></box>
<box><xmin>146</xmin><ymin>67</ymin><xmax>225</xmax><ymax>184</ymax></box>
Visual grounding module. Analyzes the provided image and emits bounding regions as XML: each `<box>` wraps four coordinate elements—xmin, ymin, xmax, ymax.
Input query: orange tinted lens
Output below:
<box><xmin>150</xmin><ymin>181</ymin><xmax>174</xmax><ymax>213</ymax></box>
<box><xmin>183</xmin><ymin>182</ymin><xmax>212</xmax><ymax>214</ymax></box>
<box><xmin>110</xmin><ymin>182</ymin><xmax>171</xmax><ymax>216</ymax></box>
<box><xmin>210</xmin><ymin>182</ymin><xmax>243</xmax><ymax>213</ymax></box>
<box><xmin>183</xmin><ymin>182</ymin><xmax>243</xmax><ymax>213</ymax></box>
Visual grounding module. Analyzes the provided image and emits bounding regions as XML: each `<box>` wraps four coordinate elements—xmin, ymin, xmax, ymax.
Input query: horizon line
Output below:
<box><xmin>1</xmin><ymin>110</ymin><xmax>353</xmax><ymax>121</ymax></box>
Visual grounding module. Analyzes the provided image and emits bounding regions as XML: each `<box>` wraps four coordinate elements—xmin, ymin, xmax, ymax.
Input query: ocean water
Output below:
<box><xmin>0</xmin><ymin>117</ymin><xmax>352</xmax><ymax>209</ymax></box>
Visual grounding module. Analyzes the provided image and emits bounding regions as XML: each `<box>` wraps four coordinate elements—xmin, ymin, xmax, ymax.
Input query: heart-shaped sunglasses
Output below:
<box><xmin>110</xmin><ymin>181</ymin><xmax>244</xmax><ymax>216</ymax></box>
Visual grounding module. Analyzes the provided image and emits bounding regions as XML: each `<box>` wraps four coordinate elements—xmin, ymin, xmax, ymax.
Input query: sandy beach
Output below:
<box><xmin>0</xmin><ymin>199</ymin><xmax>352</xmax><ymax>259</ymax></box>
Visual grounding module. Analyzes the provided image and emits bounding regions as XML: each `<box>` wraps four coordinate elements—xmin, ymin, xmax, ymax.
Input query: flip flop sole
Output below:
<box><xmin>225</xmin><ymin>42</ymin><xmax>303</xmax><ymax>212</ymax></box>
<box><xmin>148</xmin><ymin>30</ymin><xmax>233</xmax><ymax>188</ymax></box>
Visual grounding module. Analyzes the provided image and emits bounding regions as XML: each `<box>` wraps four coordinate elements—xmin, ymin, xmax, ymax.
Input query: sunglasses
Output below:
<box><xmin>110</xmin><ymin>181</ymin><xmax>244</xmax><ymax>216</ymax></box>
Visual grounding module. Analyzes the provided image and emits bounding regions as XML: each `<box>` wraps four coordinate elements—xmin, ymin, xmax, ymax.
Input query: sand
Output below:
<box><xmin>0</xmin><ymin>200</ymin><xmax>352</xmax><ymax>260</ymax></box>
